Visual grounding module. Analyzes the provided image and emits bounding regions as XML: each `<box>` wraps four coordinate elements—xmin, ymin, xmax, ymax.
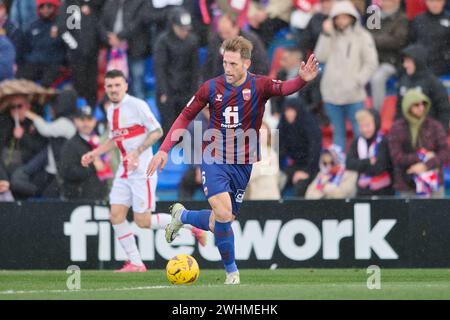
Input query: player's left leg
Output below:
<box><xmin>208</xmin><ymin>192</ymin><xmax>239</xmax><ymax>284</ymax></box>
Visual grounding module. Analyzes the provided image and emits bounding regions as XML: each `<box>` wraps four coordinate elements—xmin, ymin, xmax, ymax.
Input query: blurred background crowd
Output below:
<box><xmin>0</xmin><ymin>0</ymin><xmax>449</xmax><ymax>202</ymax></box>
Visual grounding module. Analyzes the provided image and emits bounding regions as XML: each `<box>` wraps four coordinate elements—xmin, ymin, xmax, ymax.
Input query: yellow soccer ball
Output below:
<box><xmin>166</xmin><ymin>254</ymin><xmax>200</xmax><ymax>285</ymax></box>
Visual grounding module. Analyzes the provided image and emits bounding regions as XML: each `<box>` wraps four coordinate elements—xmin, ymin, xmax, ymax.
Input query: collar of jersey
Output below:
<box><xmin>223</xmin><ymin>72</ymin><xmax>251</xmax><ymax>91</ymax></box>
<box><xmin>112</xmin><ymin>94</ymin><xmax>130</xmax><ymax>108</ymax></box>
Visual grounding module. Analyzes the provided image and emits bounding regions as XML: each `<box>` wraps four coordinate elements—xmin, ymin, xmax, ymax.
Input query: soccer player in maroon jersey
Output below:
<box><xmin>147</xmin><ymin>36</ymin><xmax>320</xmax><ymax>284</ymax></box>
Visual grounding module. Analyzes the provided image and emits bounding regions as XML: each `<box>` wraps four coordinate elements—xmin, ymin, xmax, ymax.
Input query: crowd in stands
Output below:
<box><xmin>0</xmin><ymin>0</ymin><xmax>449</xmax><ymax>202</ymax></box>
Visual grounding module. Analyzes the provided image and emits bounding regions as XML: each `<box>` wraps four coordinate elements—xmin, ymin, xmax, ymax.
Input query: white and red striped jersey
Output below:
<box><xmin>107</xmin><ymin>94</ymin><xmax>161</xmax><ymax>179</ymax></box>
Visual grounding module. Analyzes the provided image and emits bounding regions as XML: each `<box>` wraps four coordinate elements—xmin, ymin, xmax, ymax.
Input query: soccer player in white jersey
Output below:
<box><xmin>81</xmin><ymin>70</ymin><xmax>206</xmax><ymax>272</ymax></box>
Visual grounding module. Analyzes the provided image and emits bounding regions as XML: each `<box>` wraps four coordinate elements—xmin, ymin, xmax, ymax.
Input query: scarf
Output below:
<box><xmin>357</xmin><ymin>132</ymin><xmax>391</xmax><ymax>190</ymax></box>
<box><xmin>414</xmin><ymin>148</ymin><xmax>439</xmax><ymax>197</ymax></box>
<box><xmin>86</xmin><ymin>134</ymin><xmax>114</xmax><ymax>181</ymax></box>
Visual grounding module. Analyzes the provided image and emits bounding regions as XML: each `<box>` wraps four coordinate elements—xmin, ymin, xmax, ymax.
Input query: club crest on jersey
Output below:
<box><xmin>216</xmin><ymin>94</ymin><xmax>223</xmax><ymax>102</ymax></box>
<box><xmin>242</xmin><ymin>88</ymin><xmax>251</xmax><ymax>101</ymax></box>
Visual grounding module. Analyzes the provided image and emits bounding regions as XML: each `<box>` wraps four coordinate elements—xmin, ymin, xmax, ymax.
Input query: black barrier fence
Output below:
<box><xmin>0</xmin><ymin>199</ymin><xmax>449</xmax><ymax>269</ymax></box>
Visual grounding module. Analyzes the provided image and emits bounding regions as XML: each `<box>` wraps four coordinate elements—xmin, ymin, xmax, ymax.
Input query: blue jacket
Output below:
<box><xmin>24</xmin><ymin>18</ymin><xmax>65</xmax><ymax>65</ymax></box>
<box><xmin>9</xmin><ymin>0</ymin><xmax>37</xmax><ymax>32</ymax></box>
<box><xmin>0</xmin><ymin>35</ymin><xmax>16</xmax><ymax>81</ymax></box>
<box><xmin>3</xmin><ymin>19</ymin><xmax>26</xmax><ymax>63</ymax></box>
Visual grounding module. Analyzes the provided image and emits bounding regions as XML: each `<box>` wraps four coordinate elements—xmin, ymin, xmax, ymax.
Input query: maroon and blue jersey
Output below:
<box><xmin>160</xmin><ymin>72</ymin><xmax>306</xmax><ymax>164</ymax></box>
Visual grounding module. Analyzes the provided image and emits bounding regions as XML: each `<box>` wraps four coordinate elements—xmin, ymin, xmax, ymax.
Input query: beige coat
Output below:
<box><xmin>246</xmin><ymin>147</ymin><xmax>281</xmax><ymax>200</ymax></box>
<box><xmin>305</xmin><ymin>170</ymin><xmax>358</xmax><ymax>199</ymax></box>
<box><xmin>314</xmin><ymin>0</ymin><xmax>378</xmax><ymax>105</ymax></box>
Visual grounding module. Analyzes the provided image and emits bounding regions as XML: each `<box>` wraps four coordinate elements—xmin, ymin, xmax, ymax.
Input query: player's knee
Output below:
<box><xmin>133</xmin><ymin>213</ymin><xmax>149</xmax><ymax>228</ymax></box>
<box><xmin>214</xmin><ymin>209</ymin><xmax>233</xmax><ymax>222</ymax></box>
<box><xmin>110</xmin><ymin>212</ymin><xmax>124</xmax><ymax>225</ymax></box>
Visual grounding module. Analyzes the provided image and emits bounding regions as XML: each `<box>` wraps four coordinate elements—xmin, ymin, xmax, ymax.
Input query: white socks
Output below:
<box><xmin>150</xmin><ymin>213</ymin><xmax>171</xmax><ymax>230</ymax></box>
<box><xmin>113</xmin><ymin>221</ymin><xmax>143</xmax><ymax>266</ymax></box>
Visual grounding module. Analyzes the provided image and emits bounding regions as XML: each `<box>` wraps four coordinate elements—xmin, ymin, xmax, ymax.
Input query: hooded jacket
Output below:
<box><xmin>410</xmin><ymin>9</ymin><xmax>450</xmax><ymax>76</ymax></box>
<box><xmin>389</xmin><ymin>90</ymin><xmax>450</xmax><ymax>192</ymax></box>
<box><xmin>305</xmin><ymin>144</ymin><xmax>358</xmax><ymax>199</ymax></box>
<box><xmin>396</xmin><ymin>44</ymin><xmax>450</xmax><ymax>131</ymax></box>
<box><xmin>314</xmin><ymin>0</ymin><xmax>379</xmax><ymax>105</ymax></box>
<box><xmin>346</xmin><ymin>109</ymin><xmax>394</xmax><ymax>196</ymax></box>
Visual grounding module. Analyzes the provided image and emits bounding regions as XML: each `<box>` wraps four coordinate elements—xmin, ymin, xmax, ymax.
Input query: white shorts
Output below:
<box><xmin>109</xmin><ymin>174</ymin><xmax>157</xmax><ymax>213</ymax></box>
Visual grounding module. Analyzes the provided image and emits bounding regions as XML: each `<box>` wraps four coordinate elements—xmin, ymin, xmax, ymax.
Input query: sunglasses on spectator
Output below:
<box><xmin>322</xmin><ymin>161</ymin><xmax>334</xmax><ymax>166</ymax></box>
<box><xmin>411</xmin><ymin>101</ymin><xmax>426</xmax><ymax>108</ymax></box>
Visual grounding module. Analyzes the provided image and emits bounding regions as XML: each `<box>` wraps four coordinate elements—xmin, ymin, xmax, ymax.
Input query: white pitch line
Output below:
<box><xmin>0</xmin><ymin>285</ymin><xmax>173</xmax><ymax>295</ymax></box>
<box><xmin>0</xmin><ymin>284</ymin><xmax>248</xmax><ymax>295</ymax></box>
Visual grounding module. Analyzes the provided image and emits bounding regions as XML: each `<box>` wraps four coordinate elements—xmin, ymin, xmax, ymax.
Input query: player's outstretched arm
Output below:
<box><xmin>298</xmin><ymin>54</ymin><xmax>320</xmax><ymax>82</ymax></box>
<box><xmin>81</xmin><ymin>138</ymin><xmax>116</xmax><ymax>167</ymax></box>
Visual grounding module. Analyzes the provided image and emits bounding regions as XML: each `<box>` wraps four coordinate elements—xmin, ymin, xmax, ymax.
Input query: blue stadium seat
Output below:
<box><xmin>144</xmin><ymin>57</ymin><xmax>156</xmax><ymax>91</ymax></box>
<box><xmin>439</xmin><ymin>74</ymin><xmax>450</xmax><ymax>95</ymax></box>
<box><xmin>198</xmin><ymin>47</ymin><xmax>208</xmax><ymax>67</ymax></box>
<box><xmin>157</xmin><ymin>148</ymin><xmax>189</xmax><ymax>191</ymax></box>
<box><xmin>386</xmin><ymin>76</ymin><xmax>398</xmax><ymax>96</ymax></box>
<box><xmin>146</xmin><ymin>96</ymin><xmax>161</xmax><ymax>124</ymax></box>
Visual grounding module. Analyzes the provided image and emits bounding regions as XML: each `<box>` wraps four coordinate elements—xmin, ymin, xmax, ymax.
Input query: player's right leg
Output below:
<box><xmin>110</xmin><ymin>179</ymin><xmax>146</xmax><ymax>272</ymax></box>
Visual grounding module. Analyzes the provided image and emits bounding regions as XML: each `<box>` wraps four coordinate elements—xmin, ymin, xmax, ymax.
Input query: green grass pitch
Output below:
<box><xmin>1</xmin><ymin>269</ymin><xmax>449</xmax><ymax>300</ymax></box>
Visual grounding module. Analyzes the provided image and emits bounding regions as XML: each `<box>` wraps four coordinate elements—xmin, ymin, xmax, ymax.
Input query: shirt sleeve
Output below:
<box><xmin>159</xmin><ymin>82</ymin><xmax>209</xmax><ymax>153</ymax></box>
<box><xmin>137</xmin><ymin>101</ymin><xmax>162</xmax><ymax>133</ymax></box>
<box><xmin>260</xmin><ymin>76</ymin><xmax>307</xmax><ymax>99</ymax></box>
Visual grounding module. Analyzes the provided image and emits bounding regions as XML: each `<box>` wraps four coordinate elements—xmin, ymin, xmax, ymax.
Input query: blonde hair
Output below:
<box><xmin>221</xmin><ymin>36</ymin><xmax>253</xmax><ymax>60</ymax></box>
<box><xmin>355</xmin><ymin>109</ymin><xmax>374</xmax><ymax>124</ymax></box>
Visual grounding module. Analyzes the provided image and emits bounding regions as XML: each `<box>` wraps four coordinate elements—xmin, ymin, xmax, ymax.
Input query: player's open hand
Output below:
<box><xmin>81</xmin><ymin>151</ymin><xmax>95</xmax><ymax>167</ymax></box>
<box><xmin>299</xmin><ymin>54</ymin><xmax>320</xmax><ymax>82</ymax></box>
<box><xmin>146</xmin><ymin>151</ymin><xmax>168</xmax><ymax>177</ymax></box>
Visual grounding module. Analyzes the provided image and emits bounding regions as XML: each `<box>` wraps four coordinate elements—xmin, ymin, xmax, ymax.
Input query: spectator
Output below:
<box><xmin>0</xmin><ymin>33</ymin><xmax>15</xmax><ymax>81</ymax></box>
<box><xmin>99</xmin><ymin>0</ymin><xmax>152</xmax><ymax>99</ymax></box>
<box><xmin>59</xmin><ymin>105</ymin><xmax>108</xmax><ymax>200</ymax></box>
<box><xmin>153</xmin><ymin>7</ymin><xmax>199</xmax><ymax>138</ymax></box>
<box><xmin>9</xmin><ymin>0</ymin><xmax>37</xmax><ymax>32</ymax></box>
<box><xmin>0</xmin><ymin>160</ymin><xmax>13</xmax><ymax>201</ymax></box>
<box><xmin>270</xmin><ymin>47</ymin><xmax>303</xmax><ymax>115</ymax></box>
<box><xmin>216</xmin><ymin>0</ymin><xmax>251</xmax><ymax>29</ymax></box>
<box><xmin>389</xmin><ymin>89</ymin><xmax>450</xmax><ymax>197</ymax></box>
<box><xmin>396</xmin><ymin>44</ymin><xmax>450</xmax><ymax>131</ymax></box>
<box><xmin>246</xmin><ymin>122</ymin><xmax>281</xmax><ymax>200</ymax></box>
<box><xmin>289</xmin><ymin>0</ymin><xmax>320</xmax><ymax>41</ymax></box>
<box><xmin>305</xmin><ymin>144</ymin><xmax>358</xmax><ymax>199</ymax></box>
<box><xmin>279</xmin><ymin>98</ymin><xmax>322</xmax><ymax>197</ymax></box>
<box><xmin>202</xmin><ymin>14</ymin><xmax>269</xmax><ymax>80</ymax></box>
<box><xmin>0</xmin><ymin>0</ymin><xmax>26</xmax><ymax>64</ymax></box>
<box><xmin>16</xmin><ymin>0</ymin><xmax>66</xmax><ymax>88</ymax></box>
<box><xmin>346</xmin><ymin>109</ymin><xmax>394</xmax><ymax>197</ymax></box>
<box><xmin>248</xmin><ymin>0</ymin><xmax>293</xmax><ymax>48</ymax></box>
<box><xmin>298</xmin><ymin>0</ymin><xmax>335</xmax><ymax>56</ymax></box>
<box><xmin>11</xmin><ymin>89</ymin><xmax>77</xmax><ymax>198</ymax></box>
<box><xmin>271</xmin><ymin>47</ymin><xmax>323</xmax><ymax>120</ymax></box>
<box><xmin>314</xmin><ymin>0</ymin><xmax>378</xmax><ymax>150</ymax></box>
<box><xmin>369</xmin><ymin>0</ymin><xmax>409</xmax><ymax>111</ymax></box>
<box><xmin>56</xmin><ymin>0</ymin><xmax>104</xmax><ymax>107</ymax></box>
<box><xmin>0</xmin><ymin>93</ymin><xmax>48</xmax><ymax>178</ymax></box>
<box><xmin>409</xmin><ymin>0</ymin><xmax>450</xmax><ymax>76</ymax></box>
